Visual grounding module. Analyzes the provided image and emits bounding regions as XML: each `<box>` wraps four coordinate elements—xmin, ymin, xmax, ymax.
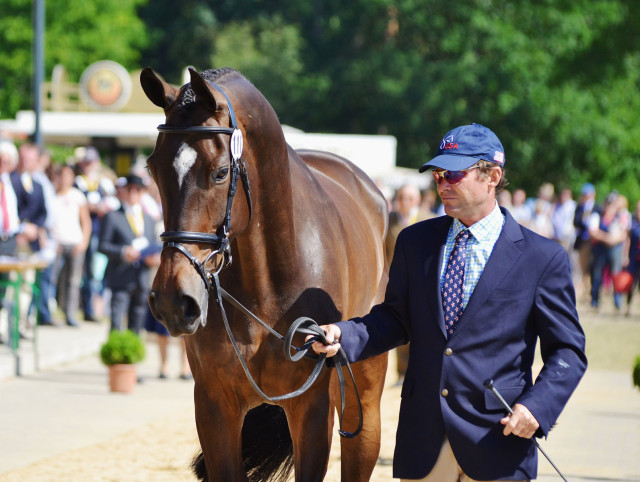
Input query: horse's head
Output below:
<box><xmin>141</xmin><ymin>67</ymin><xmax>253</xmax><ymax>336</ymax></box>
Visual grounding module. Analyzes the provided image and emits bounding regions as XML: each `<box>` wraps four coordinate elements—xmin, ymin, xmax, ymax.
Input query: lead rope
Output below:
<box><xmin>211</xmin><ymin>272</ymin><xmax>363</xmax><ymax>438</ymax></box>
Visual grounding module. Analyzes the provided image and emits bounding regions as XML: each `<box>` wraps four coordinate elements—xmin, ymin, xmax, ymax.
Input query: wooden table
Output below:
<box><xmin>0</xmin><ymin>257</ymin><xmax>50</xmax><ymax>376</ymax></box>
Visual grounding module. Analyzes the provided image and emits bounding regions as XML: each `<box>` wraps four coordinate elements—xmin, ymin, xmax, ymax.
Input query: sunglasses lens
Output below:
<box><xmin>445</xmin><ymin>171</ymin><xmax>467</xmax><ymax>183</ymax></box>
<box><xmin>432</xmin><ymin>170</ymin><xmax>467</xmax><ymax>185</ymax></box>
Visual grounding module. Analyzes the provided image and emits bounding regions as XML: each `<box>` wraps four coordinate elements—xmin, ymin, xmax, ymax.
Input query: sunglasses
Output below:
<box><xmin>432</xmin><ymin>166</ymin><xmax>480</xmax><ymax>185</ymax></box>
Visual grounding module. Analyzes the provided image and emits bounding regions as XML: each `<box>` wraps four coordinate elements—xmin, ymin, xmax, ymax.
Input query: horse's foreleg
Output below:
<box><xmin>338</xmin><ymin>353</ymin><xmax>388</xmax><ymax>482</ymax></box>
<box><xmin>194</xmin><ymin>383</ymin><xmax>246</xmax><ymax>481</ymax></box>
<box><xmin>285</xmin><ymin>387</ymin><xmax>334</xmax><ymax>482</ymax></box>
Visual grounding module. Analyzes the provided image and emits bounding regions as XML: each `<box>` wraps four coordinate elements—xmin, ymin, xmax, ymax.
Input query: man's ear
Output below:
<box><xmin>489</xmin><ymin>167</ymin><xmax>503</xmax><ymax>187</ymax></box>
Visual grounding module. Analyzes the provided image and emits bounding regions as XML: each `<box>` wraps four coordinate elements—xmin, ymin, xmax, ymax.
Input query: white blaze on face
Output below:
<box><xmin>173</xmin><ymin>143</ymin><xmax>197</xmax><ymax>188</ymax></box>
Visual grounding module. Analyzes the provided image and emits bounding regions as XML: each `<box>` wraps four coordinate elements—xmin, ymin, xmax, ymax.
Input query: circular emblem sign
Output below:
<box><xmin>79</xmin><ymin>60</ymin><xmax>132</xmax><ymax>111</ymax></box>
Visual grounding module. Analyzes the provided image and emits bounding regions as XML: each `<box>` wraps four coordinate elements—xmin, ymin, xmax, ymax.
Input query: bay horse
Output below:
<box><xmin>141</xmin><ymin>66</ymin><xmax>389</xmax><ymax>481</ymax></box>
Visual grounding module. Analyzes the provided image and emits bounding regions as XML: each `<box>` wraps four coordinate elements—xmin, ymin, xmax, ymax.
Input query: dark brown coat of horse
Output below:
<box><xmin>141</xmin><ymin>66</ymin><xmax>388</xmax><ymax>482</ymax></box>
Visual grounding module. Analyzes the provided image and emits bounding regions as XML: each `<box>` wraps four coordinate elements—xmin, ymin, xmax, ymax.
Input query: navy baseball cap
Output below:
<box><xmin>419</xmin><ymin>123</ymin><xmax>505</xmax><ymax>172</ymax></box>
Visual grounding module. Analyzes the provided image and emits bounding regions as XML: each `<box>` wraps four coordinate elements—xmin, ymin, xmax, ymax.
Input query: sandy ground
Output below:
<box><xmin>2</xmin><ymin>311</ymin><xmax>640</xmax><ymax>481</ymax></box>
<box><xmin>0</xmin><ymin>357</ymin><xmax>401</xmax><ymax>482</ymax></box>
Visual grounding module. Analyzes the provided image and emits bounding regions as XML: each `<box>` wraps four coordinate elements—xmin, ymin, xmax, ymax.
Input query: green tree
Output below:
<box><xmin>205</xmin><ymin>0</ymin><xmax>640</xmax><ymax>197</ymax></box>
<box><xmin>0</xmin><ymin>0</ymin><xmax>148</xmax><ymax>118</ymax></box>
<box><xmin>138</xmin><ymin>1</ymin><xmax>218</xmax><ymax>85</ymax></box>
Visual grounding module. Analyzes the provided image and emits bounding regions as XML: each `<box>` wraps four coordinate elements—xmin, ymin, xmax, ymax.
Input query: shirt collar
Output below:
<box><xmin>450</xmin><ymin>202</ymin><xmax>504</xmax><ymax>241</ymax></box>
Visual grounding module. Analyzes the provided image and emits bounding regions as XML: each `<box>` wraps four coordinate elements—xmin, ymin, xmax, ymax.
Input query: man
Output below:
<box><xmin>312</xmin><ymin>123</ymin><xmax>587</xmax><ymax>481</ymax></box>
<box><xmin>11</xmin><ymin>143</ymin><xmax>48</xmax><ymax>249</ymax></box>
<box><xmin>11</xmin><ymin>143</ymin><xmax>53</xmax><ymax>326</ymax></box>
<box><xmin>573</xmin><ymin>183</ymin><xmax>597</xmax><ymax>302</ymax></box>
<box><xmin>98</xmin><ymin>174</ymin><xmax>160</xmax><ymax>334</ymax></box>
<box><xmin>387</xmin><ymin>183</ymin><xmax>432</xmax><ymax>381</ymax></box>
<box><xmin>0</xmin><ymin>140</ymin><xmax>23</xmax><ymax>256</ymax></box>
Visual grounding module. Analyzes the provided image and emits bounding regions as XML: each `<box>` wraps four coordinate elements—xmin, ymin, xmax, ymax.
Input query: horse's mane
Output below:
<box><xmin>176</xmin><ymin>67</ymin><xmax>240</xmax><ymax>108</ymax></box>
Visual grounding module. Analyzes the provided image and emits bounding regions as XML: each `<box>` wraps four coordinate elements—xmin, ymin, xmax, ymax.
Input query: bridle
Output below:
<box><xmin>158</xmin><ymin>81</ymin><xmax>251</xmax><ymax>289</ymax></box>
<box><xmin>155</xmin><ymin>80</ymin><xmax>362</xmax><ymax>438</ymax></box>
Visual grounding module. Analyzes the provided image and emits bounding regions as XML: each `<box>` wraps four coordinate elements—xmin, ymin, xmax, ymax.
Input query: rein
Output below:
<box><xmin>156</xmin><ymin>80</ymin><xmax>363</xmax><ymax>438</ymax></box>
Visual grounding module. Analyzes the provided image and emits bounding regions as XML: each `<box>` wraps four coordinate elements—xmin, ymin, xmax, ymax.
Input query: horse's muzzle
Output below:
<box><xmin>148</xmin><ymin>290</ymin><xmax>208</xmax><ymax>336</ymax></box>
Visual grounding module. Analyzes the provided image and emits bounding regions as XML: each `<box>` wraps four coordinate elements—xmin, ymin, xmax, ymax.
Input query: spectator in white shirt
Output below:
<box><xmin>49</xmin><ymin>164</ymin><xmax>92</xmax><ymax>326</ymax></box>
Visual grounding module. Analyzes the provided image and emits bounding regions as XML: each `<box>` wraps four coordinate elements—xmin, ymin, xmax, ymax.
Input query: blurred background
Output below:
<box><xmin>1</xmin><ymin>0</ymin><xmax>639</xmax><ymax>198</ymax></box>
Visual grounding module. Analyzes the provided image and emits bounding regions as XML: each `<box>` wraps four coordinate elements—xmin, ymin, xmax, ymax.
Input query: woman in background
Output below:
<box><xmin>50</xmin><ymin>164</ymin><xmax>92</xmax><ymax>326</ymax></box>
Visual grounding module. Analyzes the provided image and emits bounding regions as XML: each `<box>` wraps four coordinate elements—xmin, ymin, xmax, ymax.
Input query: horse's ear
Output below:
<box><xmin>140</xmin><ymin>67</ymin><xmax>177</xmax><ymax>109</ymax></box>
<box><xmin>188</xmin><ymin>67</ymin><xmax>218</xmax><ymax>113</ymax></box>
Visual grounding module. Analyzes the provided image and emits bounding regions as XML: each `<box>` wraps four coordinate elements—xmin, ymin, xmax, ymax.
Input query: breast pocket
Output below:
<box><xmin>487</xmin><ymin>287</ymin><xmax>534</xmax><ymax>301</ymax></box>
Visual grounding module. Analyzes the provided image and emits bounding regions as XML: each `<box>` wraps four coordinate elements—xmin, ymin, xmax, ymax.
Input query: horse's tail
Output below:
<box><xmin>191</xmin><ymin>403</ymin><xmax>294</xmax><ymax>482</ymax></box>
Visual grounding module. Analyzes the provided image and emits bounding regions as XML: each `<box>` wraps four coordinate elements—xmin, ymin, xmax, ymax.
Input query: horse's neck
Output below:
<box><xmin>229</xmin><ymin>150</ymin><xmax>301</xmax><ymax>300</ymax></box>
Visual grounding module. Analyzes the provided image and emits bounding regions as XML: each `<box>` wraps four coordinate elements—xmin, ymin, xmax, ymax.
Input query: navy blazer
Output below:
<box><xmin>98</xmin><ymin>207</ymin><xmax>159</xmax><ymax>291</ymax></box>
<box><xmin>337</xmin><ymin>208</ymin><xmax>587</xmax><ymax>480</ymax></box>
<box><xmin>10</xmin><ymin>170</ymin><xmax>47</xmax><ymax>227</ymax></box>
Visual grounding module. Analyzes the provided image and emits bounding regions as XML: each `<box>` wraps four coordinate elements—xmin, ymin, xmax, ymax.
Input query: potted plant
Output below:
<box><xmin>100</xmin><ymin>330</ymin><xmax>146</xmax><ymax>393</ymax></box>
<box><xmin>634</xmin><ymin>355</ymin><xmax>640</xmax><ymax>391</ymax></box>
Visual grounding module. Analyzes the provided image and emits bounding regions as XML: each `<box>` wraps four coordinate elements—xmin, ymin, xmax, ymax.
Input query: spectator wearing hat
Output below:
<box><xmin>74</xmin><ymin>146</ymin><xmax>118</xmax><ymax>321</ymax></box>
<box><xmin>98</xmin><ymin>174</ymin><xmax>161</xmax><ymax>334</ymax></box>
<box><xmin>310</xmin><ymin>123</ymin><xmax>586</xmax><ymax>481</ymax></box>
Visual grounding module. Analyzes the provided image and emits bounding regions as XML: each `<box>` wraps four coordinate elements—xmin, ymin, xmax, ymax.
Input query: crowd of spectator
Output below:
<box><xmin>0</xmin><ymin>138</ymin><xmax>189</xmax><ymax>380</ymax></box>
<box><xmin>1</xmin><ymin>134</ymin><xmax>635</xmax><ymax>380</ymax></box>
<box><xmin>385</xmin><ymin>179</ymin><xmax>640</xmax><ymax>316</ymax></box>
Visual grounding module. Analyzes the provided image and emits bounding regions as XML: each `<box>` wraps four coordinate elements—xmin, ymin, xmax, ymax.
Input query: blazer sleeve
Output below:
<box><xmin>517</xmin><ymin>247</ymin><xmax>588</xmax><ymax>436</ymax></box>
<box><xmin>337</xmin><ymin>228</ymin><xmax>412</xmax><ymax>362</ymax></box>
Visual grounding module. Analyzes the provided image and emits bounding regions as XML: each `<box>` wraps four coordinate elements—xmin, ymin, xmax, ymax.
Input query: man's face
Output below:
<box><xmin>436</xmin><ymin>166</ymin><xmax>500</xmax><ymax>226</ymax></box>
<box><xmin>395</xmin><ymin>186</ymin><xmax>421</xmax><ymax>217</ymax></box>
<box><xmin>126</xmin><ymin>185</ymin><xmax>144</xmax><ymax>205</ymax></box>
<box><xmin>18</xmin><ymin>145</ymin><xmax>39</xmax><ymax>173</ymax></box>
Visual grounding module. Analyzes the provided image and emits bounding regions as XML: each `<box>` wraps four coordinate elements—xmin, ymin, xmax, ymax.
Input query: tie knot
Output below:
<box><xmin>455</xmin><ymin>229</ymin><xmax>470</xmax><ymax>245</ymax></box>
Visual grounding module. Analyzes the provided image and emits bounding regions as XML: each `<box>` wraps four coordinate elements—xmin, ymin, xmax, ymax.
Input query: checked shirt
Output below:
<box><xmin>440</xmin><ymin>204</ymin><xmax>505</xmax><ymax>335</ymax></box>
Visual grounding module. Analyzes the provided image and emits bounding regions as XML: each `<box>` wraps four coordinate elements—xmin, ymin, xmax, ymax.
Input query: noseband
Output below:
<box><xmin>157</xmin><ymin>81</ymin><xmax>252</xmax><ymax>289</ymax></box>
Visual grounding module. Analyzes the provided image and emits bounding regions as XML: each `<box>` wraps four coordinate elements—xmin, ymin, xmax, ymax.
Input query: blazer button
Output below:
<box><xmin>441</xmin><ymin>388</ymin><xmax>449</xmax><ymax>397</ymax></box>
<box><xmin>445</xmin><ymin>348</ymin><xmax>453</xmax><ymax>356</ymax></box>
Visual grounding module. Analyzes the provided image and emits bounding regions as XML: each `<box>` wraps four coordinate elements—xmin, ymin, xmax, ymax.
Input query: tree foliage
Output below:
<box><xmin>0</xmin><ymin>0</ymin><xmax>147</xmax><ymax>118</ymax></box>
<box><xmin>197</xmin><ymin>0</ymin><xmax>640</xmax><ymax>198</ymax></box>
<box><xmin>3</xmin><ymin>1</ymin><xmax>640</xmax><ymax>198</ymax></box>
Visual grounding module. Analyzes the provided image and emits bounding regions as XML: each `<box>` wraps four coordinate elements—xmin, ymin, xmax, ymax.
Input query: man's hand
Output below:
<box><xmin>144</xmin><ymin>252</ymin><xmax>161</xmax><ymax>267</ymax></box>
<box><xmin>501</xmin><ymin>403</ymin><xmax>539</xmax><ymax>439</ymax></box>
<box><xmin>306</xmin><ymin>324</ymin><xmax>342</xmax><ymax>357</ymax></box>
<box><xmin>122</xmin><ymin>246</ymin><xmax>141</xmax><ymax>263</ymax></box>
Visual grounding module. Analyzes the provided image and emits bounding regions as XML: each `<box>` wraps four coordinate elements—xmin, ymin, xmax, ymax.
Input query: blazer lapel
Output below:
<box><xmin>423</xmin><ymin>216</ymin><xmax>451</xmax><ymax>338</ymax></box>
<box><xmin>452</xmin><ymin>209</ymin><xmax>524</xmax><ymax>338</ymax></box>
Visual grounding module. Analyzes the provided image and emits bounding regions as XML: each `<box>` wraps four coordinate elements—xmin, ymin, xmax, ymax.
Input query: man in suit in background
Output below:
<box><xmin>0</xmin><ymin>140</ymin><xmax>24</xmax><ymax>256</ymax></box>
<box><xmin>98</xmin><ymin>174</ymin><xmax>160</xmax><ymax>334</ymax></box>
<box><xmin>11</xmin><ymin>143</ymin><xmax>54</xmax><ymax>326</ymax></box>
<box><xmin>11</xmin><ymin>143</ymin><xmax>48</xmax><ymax>251</ymax></box>
<box><xmin>312</xmin><ymin>124</ymin><xmax>587</xmax><ymax>481</ymax></box>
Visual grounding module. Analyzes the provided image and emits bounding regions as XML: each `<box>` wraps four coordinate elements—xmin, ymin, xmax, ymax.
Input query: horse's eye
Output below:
<box><xmin>214</xmin><ymin>167</ymin><xmax>230</xmax><ymax>183</ymax></box>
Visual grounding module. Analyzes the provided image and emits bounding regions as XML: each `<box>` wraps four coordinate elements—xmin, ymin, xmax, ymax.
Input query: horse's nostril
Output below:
<box><xmin>179</xmin><ymin>293</ymin><xmax>201</xmax><ymax>321</ymax></box>
<box><xmin>148</xmin><ymin>291</ymin><xmax>164</xmax><ymax>322</ymax></box>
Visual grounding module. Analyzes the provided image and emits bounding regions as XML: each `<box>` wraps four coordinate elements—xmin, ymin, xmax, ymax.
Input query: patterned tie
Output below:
<box><xmin>442</xmin><ymin>229</ymin><xmax>470</xmax><ymax>337</ymax></box>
